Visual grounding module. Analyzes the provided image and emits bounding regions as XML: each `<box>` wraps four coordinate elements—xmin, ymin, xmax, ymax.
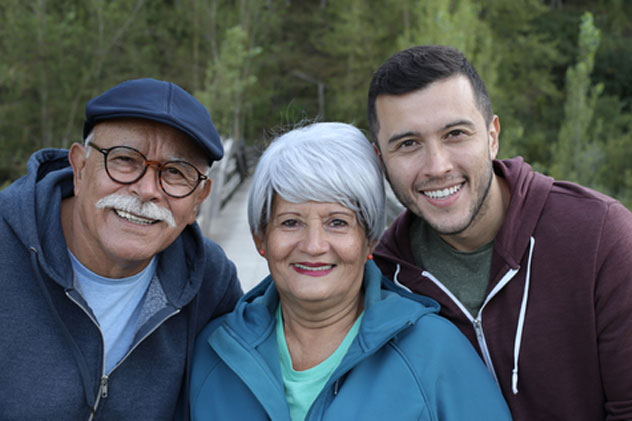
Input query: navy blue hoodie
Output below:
<box><xmin>0</xmin><ymin>149</ymin><xmax>242</xmax><ymax>420</ymax></box>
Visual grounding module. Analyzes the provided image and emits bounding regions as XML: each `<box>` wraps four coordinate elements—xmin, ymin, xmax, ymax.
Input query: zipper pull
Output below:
<box><xmin>100</xmin><ymin>375</ymin><xmax>109</xmax><ymax>399</ymax></box>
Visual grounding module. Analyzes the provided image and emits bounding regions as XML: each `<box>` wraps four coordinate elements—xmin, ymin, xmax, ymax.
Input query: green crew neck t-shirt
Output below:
<box><xmin>410</xmin><ymin>217</ymin><xmax>493</xmax><ymax>317</ymax></box>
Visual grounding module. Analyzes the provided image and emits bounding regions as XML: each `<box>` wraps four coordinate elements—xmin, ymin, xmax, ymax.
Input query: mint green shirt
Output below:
<box><xmin>276</xmin><ymin>304</ymin><xmax>364</xmax><ymax>421</ymax></box>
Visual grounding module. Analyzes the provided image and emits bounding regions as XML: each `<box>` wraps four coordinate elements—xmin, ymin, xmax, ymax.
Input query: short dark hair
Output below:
<box><xmin>367</xmin><ymin>45</ymin><xmax>493</xmax><ymax>142</ymax></box>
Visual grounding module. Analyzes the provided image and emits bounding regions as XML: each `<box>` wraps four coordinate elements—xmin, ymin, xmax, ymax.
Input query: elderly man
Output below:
<box><xmin>0</xmin><ymin>78</ymin><xmax>242</xmax><ymax>419</ymax></box>
<box><xmin>368</xmin><ymin>46</ymin><xmax>632</xmax><ymax>420</ymax></box>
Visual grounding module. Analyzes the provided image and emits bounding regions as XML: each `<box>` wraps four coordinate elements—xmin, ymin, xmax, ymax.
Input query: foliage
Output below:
<box><xmin>196</xmin><ymin>25</ymin><xmax>262</xmax><ymax>141</ymax></box>
<box><xmin>550</xmin><ymin>12</ymin><xmax>604</xmax><ymax>185</ymax></box>
<box><xmin>0</xmin><ymin>0</ymin><xmax>631</xmax><ymax>209</ymax></box>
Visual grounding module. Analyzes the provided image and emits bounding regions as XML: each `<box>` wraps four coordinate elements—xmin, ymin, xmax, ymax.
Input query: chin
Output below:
<box><xmin>425</xmin><ymin>212</ymin><xmax>472</xmax><ymax>235</ymax></box>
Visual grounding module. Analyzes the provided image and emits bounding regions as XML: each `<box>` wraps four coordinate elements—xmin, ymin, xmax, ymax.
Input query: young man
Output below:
<box><xmin>0</xmin><ymin>78</ymin><xmax>243</xmax><ymax>419</ymax></box>
<box><xmin>368</xmin><ymin>45</ymin><xmax>632</xmax><ymax>420</ymax></box>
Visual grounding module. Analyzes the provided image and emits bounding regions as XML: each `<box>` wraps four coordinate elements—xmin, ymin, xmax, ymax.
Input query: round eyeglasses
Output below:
<box><xmin>87</xmin><ymin>142</ymin><xmax>208</xmax><ymax>198</ymax></box>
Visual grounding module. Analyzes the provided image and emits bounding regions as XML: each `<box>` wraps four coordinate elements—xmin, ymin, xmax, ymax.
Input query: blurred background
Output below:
<box><xmin>1</xmin><ymin>0</ymin><xmax>631</xmax><ymax>208</ymax></box>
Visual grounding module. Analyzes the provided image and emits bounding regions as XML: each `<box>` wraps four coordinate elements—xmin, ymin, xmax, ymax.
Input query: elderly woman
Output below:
<box><xmin>190</xmin><ymin>122</ymin><xmax>511</xmax><ymax>420</ymax></box>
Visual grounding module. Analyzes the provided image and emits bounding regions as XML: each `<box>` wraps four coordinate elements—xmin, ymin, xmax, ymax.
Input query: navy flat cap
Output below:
<box><xmin>83</xmin><ymin>78</ymin><xmax>223</xmax><ymax>163</ymax></box>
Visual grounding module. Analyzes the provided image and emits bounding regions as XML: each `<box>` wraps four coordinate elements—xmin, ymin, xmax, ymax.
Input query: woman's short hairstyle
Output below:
<box><xmin>248</xmin><ymin>122</ymin><xmax>385</xmax><ymax>243</ymax></box>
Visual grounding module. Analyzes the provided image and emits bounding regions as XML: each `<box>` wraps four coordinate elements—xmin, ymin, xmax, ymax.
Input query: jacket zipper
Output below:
<box><xmin>305</xmin><ymin>320</ymin><xmax>417</xmax><ymax>419</ymax></box>
<box><xmin>419</xmin><ymin>268</ymin><xmax>518</xmax><ymax>384</ymax></box>
<box><xmin>65</xmin><ymin>290</ymin><xmax>180</xmax><ymax>420</ymax></box>
<box><xmin>473</xmin><ymin>319</ymin><xmax>496</xmax><ymax>379</ymax></box>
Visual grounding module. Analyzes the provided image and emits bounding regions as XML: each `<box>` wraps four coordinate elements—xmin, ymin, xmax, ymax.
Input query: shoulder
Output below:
<box><xmin>193</xmin><ymin>237</ymin><xmax>243</xmax><ymax>325</ymax></box>
<box><xmin>193</xmin><ymin>314</ymin><xmax>228</xmax><ymax>361</ymax></box>
<box><xmin>191</xmin><ymin>314</ymin><xmax>229</xmax><ymax>403</ymax></box>
<box><xmin>359</xmin><ymin>313</ymin><xmax>511</xmax><ymax>419</ymax></box>
<box><xmin>200</xmin><ymin>237</ymin><xmax>239</xmax><ymax>288</ymax></box>
<box><xmin>201</xmin><ymin>237</ymin><xmax>241</xmax><ymax>298</ymax></box>
<box><xmin>398</xmin><ymin>312</ymin><xmax>475</xmax><ymax>355</ymax></box>
<box><xmin>543</xmin><ymin>180</ymin><xmax>632</xmax><ymax>239</ymax></box>
<box><xmin>383</xmin><ymin>311</ymin><xmax>494</xmax><ymax>388</ymax></box>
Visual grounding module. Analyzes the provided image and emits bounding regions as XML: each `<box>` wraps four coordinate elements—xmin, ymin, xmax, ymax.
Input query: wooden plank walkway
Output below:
<box><xmin>198</xmin><ymin>177</ymin><xmax>268</xmax><ymax>292</ymax></box>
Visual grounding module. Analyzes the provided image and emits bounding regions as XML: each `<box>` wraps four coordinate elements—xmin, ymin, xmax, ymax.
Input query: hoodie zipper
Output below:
<box><xmin>417</xmin><ymin>268</ymin><xmax>519</xmax><ymax>384</ymax></box>
<box><xmin>65</xmin><ymin>291</ymin><xmax>180</xmax><ymax>420</ymax></box>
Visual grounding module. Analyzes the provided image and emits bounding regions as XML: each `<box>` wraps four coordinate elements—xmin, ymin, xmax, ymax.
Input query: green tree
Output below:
<box><xmin>197</xmin><ymin>25</ymin><xmax>261</xmax><ymax>142</ymax></box>
<box><xmin>550</xmin><ymin>12</ymin><xmax>604</xmax><ymax>186</ymax></box>
<box><xmin>482</xmin><ymin>0</ymin><xmax>562</xmax><ymax>164</ymax></box>
<box><xmin>397</xmin><ymin>0</ymin><xmax>499</xmax><ymax>97</ymax></box>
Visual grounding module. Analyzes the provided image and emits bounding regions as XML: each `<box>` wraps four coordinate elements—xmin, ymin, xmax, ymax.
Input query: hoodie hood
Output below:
<box><xmin>1</xmin><ymin>149</ymin><xmax>75</xmax><ymax>287</ymax></box>
<box><xmin>492</xmin><ymin>157</ymin><xmax>553</xmax><ymax>270</ymax></box>
<box><xmin>0</xmin><ymin>148</ymin><xmax>208</xmax><ymax>307</ymax></box>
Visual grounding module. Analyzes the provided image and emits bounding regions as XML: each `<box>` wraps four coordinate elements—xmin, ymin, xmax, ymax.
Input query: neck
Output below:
<box><xmin>280</xmin><ymin>292</ymin><xmax>363</xmax><ymax>371</ymax></box>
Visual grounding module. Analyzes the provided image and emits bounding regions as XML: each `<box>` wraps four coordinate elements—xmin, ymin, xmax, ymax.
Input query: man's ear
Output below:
<box><xmin>373</xmin><ymin>143</ymin><xmax>386</xmax><ymax>172</ymax></box>
<box><xmin>197</xmin><ymin>178</ymin><xmax>212</xmax><ymax>205</ymax></box>
<box><xmin>68</xmin><ymin>143</ymin><xmax>88</xmax><ymax>197</ymax></box>
<box><xmin>488</xmin><ymin>115</ymin><xmax>501</xmax><ymax>160</ymax></box>
<box><xmin>188</xmin><ymin>179</ymin><xmax>213</xmax><ymax>225</ymax></box>
<box><xmin>372</xmin><ymin>143</ymin><xmax>380</xmax><ymax>157</ymax></box>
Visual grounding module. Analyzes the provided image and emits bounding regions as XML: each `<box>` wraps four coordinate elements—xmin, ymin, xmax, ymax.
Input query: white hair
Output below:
<box><xmin>83</xmin><ymin>130</ymin><xmax>95</xmax><ymax>157</ymax></box>
<box><xmin>248</xmin><ymin>122</ymin><xmax>385</xmax><ymax>242</ymax></box>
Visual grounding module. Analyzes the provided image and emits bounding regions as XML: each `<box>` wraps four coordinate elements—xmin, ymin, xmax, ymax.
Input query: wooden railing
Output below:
<box><xmin>197</xmin><ymin>138</ymin><xmax>250</xmax><ymax>234</ymax></box>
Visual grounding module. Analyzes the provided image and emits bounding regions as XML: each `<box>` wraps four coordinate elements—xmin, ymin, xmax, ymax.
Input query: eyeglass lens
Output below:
<box><xmin>106</xmin><ymin>146</ymin><xmax>201</xmax><ymax>197</ymax></box>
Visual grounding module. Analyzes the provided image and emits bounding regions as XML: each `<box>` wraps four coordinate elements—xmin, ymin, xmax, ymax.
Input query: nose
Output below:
<box><xmin>128</xmin><ymin>164</ymin><xmax>163</xmax><ymax>201</ymax></box>
<box><xmin>301</xmin><ymin>224</ymin><xmax>329</xmax><ymax>255</ymax></box>
<box><xmin>423</xmin><ymin>141</ymin><xmax>453</xmax><ymax>178</ymax></box>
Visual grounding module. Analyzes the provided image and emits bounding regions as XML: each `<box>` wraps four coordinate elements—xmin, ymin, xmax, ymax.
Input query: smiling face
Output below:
<box><xmin>375</xmin><ymin>75</ymin><xmax>502</xmax><ymax>250</ymax></box>
<box><xmin>64</xmin><ymin>119</ymin><xmax>211</xmax><ymax>278</ymax></box>
<box><xmin>255</xmin><ymin>197</ymin><xmax>373</xmax><ymax>311</ymax></box>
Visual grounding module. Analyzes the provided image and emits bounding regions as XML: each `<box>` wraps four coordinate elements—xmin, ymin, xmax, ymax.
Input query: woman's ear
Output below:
<box><xmin>369</xmin><ymin>239</ymin><xmax>378</xmax><ymax>254</ymax></box>
<box><xmin>253</xmin><ymin>232</ymin><xmax>266</xmax><ymax>256</ymax></box>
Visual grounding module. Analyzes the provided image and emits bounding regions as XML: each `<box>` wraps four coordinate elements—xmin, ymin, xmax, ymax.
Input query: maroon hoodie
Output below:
<box><xmin>375</xmin><ymin>157</ymin><xmax>632</xmax><ymax>420</ymax></box>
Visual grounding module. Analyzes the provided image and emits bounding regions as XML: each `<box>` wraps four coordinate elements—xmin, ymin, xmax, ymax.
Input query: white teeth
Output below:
<box><xmin>294</xmin><ymin>263</ymin><xmax>334</xmax><ymax>271</ymax></box>
<box><xmin>423</xmin><ymin>183</ymin><xmax>462</xmax><ymax>199</ymax></box>
<box><xmin>115</xmin><ymin>210</ymin><xmax>155</xmax><ymax>225</ymax></box>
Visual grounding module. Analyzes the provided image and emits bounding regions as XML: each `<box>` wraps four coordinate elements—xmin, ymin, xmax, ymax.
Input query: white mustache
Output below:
<box><xmin>96</xmin><ymin>194</ymin><xmax>176</xmax><ymax>228</ymax></box>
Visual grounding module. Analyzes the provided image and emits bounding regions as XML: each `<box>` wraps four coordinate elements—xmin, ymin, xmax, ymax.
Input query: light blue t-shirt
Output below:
<box><xmin>276</xmin><ymin>304</ymin><xmax>364</xmax><ymax>421</ymax></box>
<box><xmin>68</xmin><ymin>251</ymin><xmax>156</xmax><ymax>373</ymax></box>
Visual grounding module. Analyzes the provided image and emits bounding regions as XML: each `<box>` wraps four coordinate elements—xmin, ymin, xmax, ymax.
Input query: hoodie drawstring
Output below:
<box><xmin>393</xmin><ymin>264</ymin><xmax>412</xmax><ymax>293</ymax></box>
<box><xmin>512</xmin><ymin>236</ymin><xmax>535</xmax><ymax>395</ymax></box>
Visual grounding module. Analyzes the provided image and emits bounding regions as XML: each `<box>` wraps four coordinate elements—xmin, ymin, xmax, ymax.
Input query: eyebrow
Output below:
<box><xmin>387</xmin><ymin>131</ymin><xmax>420</xmax><ymax>145</ymax></box>
<box><xmin>386</xmin><ymin>119</ymin><xmax>477</xmax><ymax>145</ymax></box>
<box><xmin>443</xmin><ymin>119</ymin><xmax>476</xmax><ymax>131</ymax></box>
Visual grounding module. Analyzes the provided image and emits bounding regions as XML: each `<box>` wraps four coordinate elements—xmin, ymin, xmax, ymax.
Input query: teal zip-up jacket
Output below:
<box><xmin>190</xmin><ymin>261</ymin><xmax>511</xmax><ymax>420</ymax></box>
<box><xmin>0</xmin><ymin>149</ymin><xmax>243</xmax><ymax>420</ymax></box>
